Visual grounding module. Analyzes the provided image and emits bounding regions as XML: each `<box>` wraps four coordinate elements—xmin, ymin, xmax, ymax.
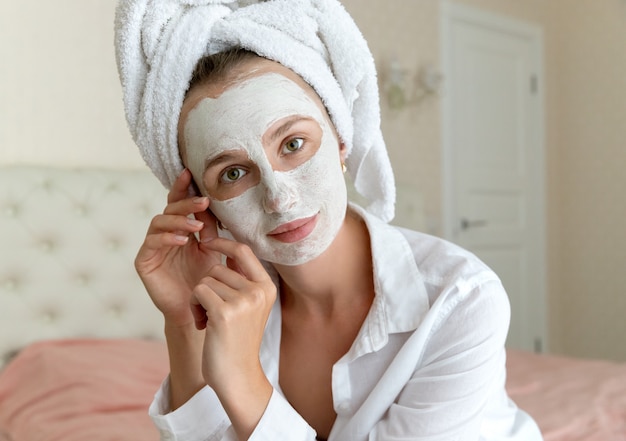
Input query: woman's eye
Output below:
<box><xmin>282</xmin><ymin>137</ymin><xmax>304</xmax><ymax>154</ymax></box>
<box><xmin>220</xmin><ymin>167</ymin><xmax>247</xmax><ymax>183</ymax></box>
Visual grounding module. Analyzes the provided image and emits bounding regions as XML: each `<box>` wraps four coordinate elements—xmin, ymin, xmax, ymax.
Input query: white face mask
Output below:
<box><xmin>183</xmin><ymin>72</ymin><xmax>347</xmax><ymax>265</ymax></box>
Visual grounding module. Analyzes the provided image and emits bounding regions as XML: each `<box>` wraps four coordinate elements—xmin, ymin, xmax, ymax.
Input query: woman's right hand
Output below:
<box><xmin>135</xmin><ymin>169</ymin><xmax>220</xmax><ymax>328</ymax></box>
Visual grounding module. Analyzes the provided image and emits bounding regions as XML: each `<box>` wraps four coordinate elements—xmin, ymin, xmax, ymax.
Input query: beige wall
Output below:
<box><xmin>1</xmin><ymin>1</ymin><xmax>625</xmax><ymax>360</ymax></box>
<box><xmin>342</xmin><ymin>0</ymin><xmax>626</xmax><ymax>361</ymax></box>
<box><xmin>0</xmin><ymin>1</ymin><xmax>145</xmax><ymax>169</ymax></box>
<box><xmin>342</xmin><ymin>1</ymin><xmax>443</xmax><ymax>235</ymax></box>
<box><xmin>547</xmin><ymin>2</ymin><xmax>626</xmax><ymax>360</ymax></box>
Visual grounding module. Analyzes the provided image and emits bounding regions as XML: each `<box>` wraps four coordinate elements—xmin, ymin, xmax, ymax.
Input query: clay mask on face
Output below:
<box><xmin>184</xmin><ymin>73</ymin><xmax>347</xmax><ymax>265</ymax></box>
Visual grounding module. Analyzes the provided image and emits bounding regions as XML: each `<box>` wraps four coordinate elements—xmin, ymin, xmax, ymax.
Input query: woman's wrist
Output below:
<box><xmin>159</xmin><ymin>306</ymin><xmax>197</xmax><ymax>330</ymax></box>
<box><xmin>164</xmin><ymin>322</ymin><xmax>206</xmax><ymax>410</ymax></box>
<box><xmin>214</xmin><ymin>366</ymin><xmax>273</xmax><ymax>440</ymax></box>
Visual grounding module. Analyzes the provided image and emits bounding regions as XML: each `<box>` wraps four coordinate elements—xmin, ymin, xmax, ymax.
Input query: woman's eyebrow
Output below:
<box><xmin>204</xmin><ymin>151</ymin><xmax>243</xmax><ymax>172</ymax></box>
<box><xmin>267</xmin><ymin>116</ymin><xmax>314</xmax><ymax>143</ymax></box>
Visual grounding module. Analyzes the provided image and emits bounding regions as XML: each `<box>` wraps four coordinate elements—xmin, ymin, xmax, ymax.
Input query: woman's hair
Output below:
<box><xmin>187</xmin><ymin>48</ymin><xmax>260</xmax><ymax>94</ymax></box>
<box><xmin>185</xmin><ymin>46</ymin><xmax>338</xmax><ymax>139</ymax></box>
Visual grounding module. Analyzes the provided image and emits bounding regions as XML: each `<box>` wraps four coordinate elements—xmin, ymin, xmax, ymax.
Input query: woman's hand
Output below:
<box><xmin>190</xmin><ymin>238</ymin><xmax>277</xmax><ymax>440</ymax></box>
<box><xmin>190</xmin><ymin>237</ymin><xmax>276</xmax><ymax>388</ymax></box>
<box><xmin>135</xmin><ymin>169</ymin><xmax>220</xmax><ymax>328</ymax></box>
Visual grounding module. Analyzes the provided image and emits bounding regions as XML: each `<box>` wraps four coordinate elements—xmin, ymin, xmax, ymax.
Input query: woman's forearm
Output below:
<box><xmin>214</xmin><ymin>364</ymin><xmax>273</xmax><ymax>440</ymax></box>
<box><xmin>164</xmin><ymin>322</ymin><xmax>206</xmax><ymax>411</ymax></box>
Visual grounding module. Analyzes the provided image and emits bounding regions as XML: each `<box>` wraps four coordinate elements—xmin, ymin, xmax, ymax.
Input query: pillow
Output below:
<box><xmin>0</xmin><ymin>338</ymin><xmax>168</xmax><ymax>441</ymax></box>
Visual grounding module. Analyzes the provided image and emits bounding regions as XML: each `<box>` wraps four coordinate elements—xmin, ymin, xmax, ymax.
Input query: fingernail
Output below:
<box><xmin>200</xmin><ymin>236</ymin><xmax>215</xmax><ymax>243</ymax></box>
<box><xmin>193</xmin><ymin>197</ymin><xmax>208</xmax><ymax>204</ymax></box>
<box><xmin>187</xmin><ymin>218</ymin><xmax>204</xmax><ymax>228</ymax></box>
<box><xmin>174</xmin><ymin>235</ymin><xmax>189</xmax><ymax>243</ymax></box>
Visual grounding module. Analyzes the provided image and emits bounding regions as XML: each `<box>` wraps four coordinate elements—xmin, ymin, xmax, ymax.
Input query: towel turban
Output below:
<box><xmin>115</xmin><ymin>0</ymin><xmax>395</xmax><ymax>222</ymax></box>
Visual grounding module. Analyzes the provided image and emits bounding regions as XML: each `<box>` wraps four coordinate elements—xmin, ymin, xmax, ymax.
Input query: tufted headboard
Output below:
<box><xmin>0</xmin><ymin>166</ymin><xmax>169</xmax><ymax>367</ymax></box>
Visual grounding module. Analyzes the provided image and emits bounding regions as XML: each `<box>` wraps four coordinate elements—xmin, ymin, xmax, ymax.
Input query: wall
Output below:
<box><xmin>547</xmin><ymin>1</ymin><xmax>626</xmax><ymax>360</ymax></box>
<box><xmin>342</xmin><ymin>0</ymin><xmax>563</xmax><ymax>350</ymax></box>
<box><xmin>341</xmin><ymin>1</ymin><xmax>443</xmax><ymax>235</ymax></box>
<box><xmin>1</xmin><ymin>1</ymin><xmax>625</xmax><ymax>360</ymax></box>
<box><xmin>0</xmin><ymin>1</ymin><xmax>145</xmax><ymax>169</ymax></box>
<box><xmin>342</xmin><ymin>0</ymin><xmax>626</xmax><ymax>361</ymax></box>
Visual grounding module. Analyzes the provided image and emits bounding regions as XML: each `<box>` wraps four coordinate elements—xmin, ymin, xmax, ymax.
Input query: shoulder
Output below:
<box><xmin>354</xmin><ymin>204</ymin><xmax>509</xmax><ymax>318</ymax></box>
<box><xmin>393</xmin><ymin>226</ymin><xmax>509</xmax><ymax>328</ymax></box>
<box><xmin>389</xmin><ymin>227</ymin><xmax>511</xmax><ymax>356</ymax></box>
<box><xmin>393</xmin><ymin>226</ymin><xmax>500</xmax><ymax>292</ymax></box>
<box><xmin>394</xmin><ymin>226</ymin><xmax>510</xmax><ymax>338</ymax></box>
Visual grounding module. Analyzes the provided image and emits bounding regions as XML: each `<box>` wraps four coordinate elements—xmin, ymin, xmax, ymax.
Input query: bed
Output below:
<box><xmin>1</xmin><ymin>165</ymin><xmax>625</xmax><ymax>440</ymax></box>
<box><xmin>0</xmin><ymin>165</ymin><xmax>168</xmax><ymax>440</ymax></box>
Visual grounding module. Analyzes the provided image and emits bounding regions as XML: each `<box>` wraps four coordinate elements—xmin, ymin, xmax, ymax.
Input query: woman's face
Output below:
<box><xmin>179</xmin><ymin>61</ymin><xmax>347</xmax><ymax>265</ymax></box>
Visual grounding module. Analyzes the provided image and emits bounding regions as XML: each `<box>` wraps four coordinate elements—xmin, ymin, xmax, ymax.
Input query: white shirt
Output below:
<box><xmin>149</xmin><ymin>205</ymin><xmax>543</xmax><ymax>441</ymax></box>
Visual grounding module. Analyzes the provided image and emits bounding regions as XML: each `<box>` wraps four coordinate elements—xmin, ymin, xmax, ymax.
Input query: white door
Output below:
<box><xmin>441</xmin><ymin>2</ymin><xmax>547</xmax><ymax>352</ymax></box>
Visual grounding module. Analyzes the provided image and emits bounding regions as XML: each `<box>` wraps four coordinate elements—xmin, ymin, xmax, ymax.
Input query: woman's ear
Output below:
<box><xmin>338</xmin><ymin>142</ymin><xmax>348</xmax><ymax>174</ymax></box>
<box><xmin>339</xmin><ymin>142</ymin><xmax>347</xmax><ymax>162</ymax></box>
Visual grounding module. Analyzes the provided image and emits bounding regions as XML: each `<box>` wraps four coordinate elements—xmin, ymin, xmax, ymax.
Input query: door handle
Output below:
<box><xmin>460</xmin><ymin>218</ymin><xmax>488</xmax><ymax>230</ymax></box>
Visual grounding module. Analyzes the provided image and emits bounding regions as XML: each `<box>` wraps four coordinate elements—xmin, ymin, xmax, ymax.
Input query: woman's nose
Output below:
<box><xmin>262</xmin><ymin>171</ymin><xmax>297</xmax><ymax>214</ymax></box>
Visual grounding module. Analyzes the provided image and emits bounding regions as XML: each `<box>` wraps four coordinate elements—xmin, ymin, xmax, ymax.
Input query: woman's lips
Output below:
<box><xmin>267</xmin><ymin>214</ymin><xmax>318</xmax><ymax>243</ymax></box>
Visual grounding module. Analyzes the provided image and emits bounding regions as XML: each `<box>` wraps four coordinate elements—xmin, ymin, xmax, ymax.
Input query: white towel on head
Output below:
<box><xmin>115</xmin><ymin>0</ymin><xmax>396</xmax><ymax>222</ymax></box>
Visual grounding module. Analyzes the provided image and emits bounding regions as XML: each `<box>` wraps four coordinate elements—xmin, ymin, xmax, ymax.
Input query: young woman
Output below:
<box><xmin>115</xmin><ymin>2</ymin><xmax>543</xmax><ymax>440</ymax></box>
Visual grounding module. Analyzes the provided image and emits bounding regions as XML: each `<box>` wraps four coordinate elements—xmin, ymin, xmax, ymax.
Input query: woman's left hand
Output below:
<box><xmin>190</xmin><ymin>237</ymin><xmax>276</xmax><ymax>438</ymax></box>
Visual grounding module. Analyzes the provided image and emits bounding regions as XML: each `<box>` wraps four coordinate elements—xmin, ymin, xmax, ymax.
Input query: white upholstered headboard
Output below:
<box><xmin>0</xmin><ymin>166</ymin><xmax>169</xmax><ymax>367</ymax></box>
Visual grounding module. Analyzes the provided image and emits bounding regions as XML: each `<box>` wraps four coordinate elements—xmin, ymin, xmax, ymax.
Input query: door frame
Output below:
<box><xmin>440</xmin><ymin>1</ymin><xmax>548</xmax><ymax>351</ymax></box>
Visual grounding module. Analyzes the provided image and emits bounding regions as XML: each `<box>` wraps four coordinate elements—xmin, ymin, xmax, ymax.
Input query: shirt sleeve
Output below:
<box><xmin>149</xmin><ymin>376</ymin><xmax>231</xmax><ymax>441</ymax></box>
<box><xmin>248</xmin><ymin>389</ymin><xmax>318</xmax><ymax>441</ymax></box>
<box><xmin>370</xmin><ymin>279</ymin><xmax>535</xmax><ymax>441</ymax></box>
<box><xmin>149</xmin><ymin>377</ymin><xmax>318</xmax><ymax>441</ymax></box>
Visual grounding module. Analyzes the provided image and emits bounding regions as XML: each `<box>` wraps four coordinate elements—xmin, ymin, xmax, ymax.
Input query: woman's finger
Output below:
<box><xmin>167</xmin><ymin>168</ymin><xmax>193</xmax><ymax>204</ymax></box>
<box><xmin>135</xmin><ymin>232</ymin><xmax>189</xmax><ymax>275</ymax></box>
<box><xmin>196</xmin><ymin>275</ymin><xmax>239</xmax><ymax>303</ymax></box>
<box><xmin>190</xmin><ymin>297</ymin><xmax>208</xmax><ymax>330</ymax></box>
<box><xmin>148</xmin><ymin>213</ymin><xmax>204</xmax><ymax>236</ymax></box>
<box><xmin>205</xmin><ymin>264</ymin><xmax>251</xmax><ymax>291</ymax></box>
<box><xmin>203</xmin><ymin>238</ymin><xmax>269</xmax><ymax>282</ymax></box>
<box><xmin>164</xmin><ymin>195</ymin><xmax>209</xmax><ymax>216</ymax></box>
<box><xmin>195</xmin><ymin>206</ymin><xmax>219</xmax><ymax>243</ymax></box>
<box><xmin>189</xmin><ymin>279</ymin><xmax>236</xmax><ymax>329</ymax></box>
<box><xmin>142</xmin><ymin>231</ymin><xmax>190</xmax><ymax>251</ymax></box>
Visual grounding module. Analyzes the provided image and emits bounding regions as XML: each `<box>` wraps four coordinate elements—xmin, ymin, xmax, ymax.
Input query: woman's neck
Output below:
<box><xmin>272</xmin><ymin>208</ymin><xmax>374</xmax><ymax>318</ymax></box>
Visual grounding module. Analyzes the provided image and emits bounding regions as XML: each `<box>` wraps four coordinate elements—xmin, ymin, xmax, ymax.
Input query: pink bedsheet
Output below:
<box><xmin>0</xmin><ymin>339</ymin><xmax>168</xmax><ymax>441</ymax></box>
<box><xmin>506</xmin><ymin>349</ymin><xmax>626</xmax><ymax>441</ymax></box>
<box><xmin>2</xmin><ymin>341</ymin><xmax>625</xmax><ymax>440</ymax></box>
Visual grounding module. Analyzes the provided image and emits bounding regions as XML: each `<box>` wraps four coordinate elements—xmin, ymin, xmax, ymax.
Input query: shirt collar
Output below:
<box><xmin>345</xmin><ymin>204</ymin><xmax>430</xmax><ymax>360</ymax></box>
<box><xmin>260</xmin><ymin>204</ymin><xmax>431</xmax><ymax>370</ymax></box>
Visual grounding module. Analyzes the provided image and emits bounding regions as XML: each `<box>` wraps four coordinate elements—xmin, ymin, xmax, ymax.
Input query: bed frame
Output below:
<box><xmin>0</xmin><ymin>165</ymin><xmax>168</xmax><ymax>367</ymax></box>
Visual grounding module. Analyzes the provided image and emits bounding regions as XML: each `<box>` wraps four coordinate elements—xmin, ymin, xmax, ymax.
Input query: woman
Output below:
<box><xmin>115</xmin><ymin>1</ymin><xmax>542</xmax><ymax>440</ymax></box>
